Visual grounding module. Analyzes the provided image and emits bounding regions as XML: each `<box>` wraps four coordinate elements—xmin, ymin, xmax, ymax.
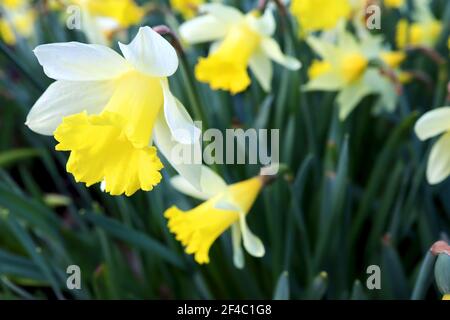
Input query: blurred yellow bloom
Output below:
<box><xmin>180</xmin><ymin>4</ymin><xmax>300</xmax><ymax>94</ymax></box>
<box><xmin>0</xmin><ymin>0</ymin><xmax>35</xmax><ymax>45</ymax></box>
<box><xmin>290</xmin><ymin>0</ymin><xmax>351</xmax><ymax>33</ymax></box>
<box><xmin>166</xmin><ymin>173</ymin><xmax>265</xmax><ymax>265</ymax></box>
<box><xmin>305</xmin><ymin>29</ymin><xmax>398</xmax><ymax>119</ymax></box>
<box><xmin>27</xmin><ymin>27</ymin><xmax>202</xmax><ymax>196</ymax></box>
<box><xmin>384</xmin><ymin>0</ymin><xmax>404</xmax><ymax>8</ymax></box>
<box><xmin>53</xmin><ymin>0</ymin><xmax>144</xmax><ymax>44</ymax></box>
<box><xmin>395</xmin><ymin>0</ymin><xmax>442</xmax><ymax>49</ymax></box>
<box><xmin>380</xmin><ymin>51</ymin><xmax>406</xmax><ymax>69</ymax></box>
<box><xmin>444</xmin><ymin>294</ymin><xmax>450</xmax><ymax>300</ymax></box>
<box><xmin>342</xmin><ymin>52</ymin><xmax>368</xmax><ymax>83</ymax></box>
<box><xmin>415</xmin><ymin>107</ymin><xmax>450</xmax><ymax>184</ymax></box>
<box><xmin>170</xmin><ymin>0</ymin><xmax>204</xmax><ymax>19</ymax></box>
<box><xmin>77</xmin><ymin>0</ymin><xmax>144</xmax><ymax>27</ymax></box>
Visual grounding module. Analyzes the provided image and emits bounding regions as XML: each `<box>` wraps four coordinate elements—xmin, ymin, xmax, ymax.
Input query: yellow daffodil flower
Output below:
<box><xmin>165</xmin><ymin>166</ymin><xmax>266</xmax><ymax>267</ymax></box>
<box><xmin>396</xmin><ymin>0</ymin><xmax>442</xmax><ymax>49</ymax></box>
<box><xmin>415</xmin><ymin>107</ymin><xmax>450</xmax><ymax>185</ymax></box>
<box><xmin>290</xmin><ymin>0</ymin><xmax>351</xmax><ymax>34</ymax></box>
<box><xmin>26</xmin><ymin>27</ymin><xmax>202</xmax><ymax>196</ymax></box>
<box><xmin>305</xmin><ymin>29</ymin><xmax>398</xmax><ymax>119</ymax></box>
<box><xmin>170</xmin><ymin>0</ymin><xmax>204</xmax><ymax>19</ymax></box>
<box><xmin>53</xmin><ymin>0</ymin><xmax>144</xmax><ymax>44</ymax></box>
<box><xmin>0</xmin><ymin>0</ymin><xmax>35</xmax><ymax>45</ymax></box>
<box><xmin>179</xmin><ymin>3</ymin><xmax>301</xmax><ymax>94</ymax></box>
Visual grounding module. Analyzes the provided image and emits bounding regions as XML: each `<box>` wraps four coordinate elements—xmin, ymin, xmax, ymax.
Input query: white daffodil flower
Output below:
<box><xmin>26</xmin><ymin>26</ymin><xmax>202</xmax><ymax>196</ymax></box>
<box><xmin>304</xmin><ymin>27</ymin><xmax>398</xmax><ymax>120</ymax></box>
<box><xmin>166</xmin><ymin>165</ymin><xmax>265</xmax><ymax>268</ymax></box>
<box><xmin>415</xmin><ymin>107</ymin><xmax>450</xmax><ymax>185</ymax></box>
<box><xmin>179</xmin><ymin>3</ymin><xmax>301</xmax><ymax>94</ymax></box>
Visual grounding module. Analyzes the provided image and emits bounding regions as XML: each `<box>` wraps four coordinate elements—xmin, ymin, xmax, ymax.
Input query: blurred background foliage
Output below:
<box><xmin>0</xmin><ymin>0</ymin><xmax>449</xmax><ymax>299</ymax></box>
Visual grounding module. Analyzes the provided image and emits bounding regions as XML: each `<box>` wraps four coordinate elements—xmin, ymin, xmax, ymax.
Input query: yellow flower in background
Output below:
<box><xmin>380</xmin><ymin>51</ymin><xmax>406</xmax><ymax>69</ymax></box>
<box><xmin>165</xmin><ymin>166</ymin><xmax>266</xmax><ymax>267</ymax></box>
<box><xmin>444</xmin><ymin>294</ymin><xmax>450</xmax><ymax>300</ymax></box>
<box><xmin>0</xmin><ymin>0</ymin><xmax>35</xmax><ymax>45</ymax></box>
<box><xmin>180</xmin><ymin>4</ymin><xmax>301</xmax><ymax>94</ymax></box>
<box><xmin>415</xmin><ymin>107</ymin><xmax>450</xmax><ymax>185</ymax></box>
<box><xmin>395</xmin><ymin>0</ymin><xmax>442</xmax><ymax>49</ymax></box>
<box><xmin>290</xmin><ymin>0</ymin><xmax>351</xmax><ymax>34</ymax></box>
<box><xmin>170</xmin><ymin>0</ymin><xmax>204</xmax><ymax>19</ymax></box>
<box><xmin>79</xmin><ymin>0</ymin><xmax>144</xmax><ymax>27</ymax></box>
<box><xmin>305</xmin><ymin>29</ymin><xmax>398</xmax><ymax>119</ymax></box>
<box><xmin>384</xmin><ymin>0</ymin><xmax>404</xmax><ymax>8</ymax></box>
<box><xmin>53</xmin><ymin>0</ymin><xmax>144</xmax><ymax>44</ymax></box>
<box><xmin>26</xmin><ymin>27</ymin><xmax>203</xmax><ymax>196</ymax></box>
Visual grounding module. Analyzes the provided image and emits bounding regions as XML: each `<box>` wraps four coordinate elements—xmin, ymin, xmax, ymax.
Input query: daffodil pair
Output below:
<box><xmin>26</xmin><ymin>27</ymin><xmax>202</xmax><ymax>196</ymax></box>
<box><xmin>165</xmin><ymin>165</ymin><xmax>267</xmax><ymax>267</ymax></box>
<box><xmin>179</xmin><ymin>3</ymin><xmax>301</xmax><ymax>94</ymax></box>
<box><xmin>305</xmin><ymin>28</ymin><xmax>399</xmax><ymax>119</ymax></box>
<box><xmin>415</xmin><ymin>107</ymin><xmax>450</xmax><ymax>185</ymax></box>
<box><xmin>0</xmin><ymin>0</ymin><xmax>35</xmax><ymax>45</ymax></box>
<box><xmin>51</xmin><ymin>0</ymin><xmax>144</xmax><ymax>45</ymax></box>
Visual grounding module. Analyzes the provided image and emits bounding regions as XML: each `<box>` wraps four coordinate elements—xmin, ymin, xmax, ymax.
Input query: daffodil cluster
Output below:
<box><xmin>0</xmin><ymin>0</ymin><xmax>35</xmax><ymax>45</ymax></box>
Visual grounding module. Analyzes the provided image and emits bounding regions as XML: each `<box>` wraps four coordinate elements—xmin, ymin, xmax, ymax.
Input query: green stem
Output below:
<box><xmin>411</xmin><ymin>251</ymin><xmax>436</xmax><ymax>300</ymax></box>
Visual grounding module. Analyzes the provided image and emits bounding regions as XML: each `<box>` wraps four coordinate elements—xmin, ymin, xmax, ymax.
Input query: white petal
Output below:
<box><xmin>246</xmin><ymin>7</ymin><xmax>276</xmax><ymax>37</ymax></box>
<box><xmin>33</xmin><ymin>42</ymin><xmax>130</xmax><ymax>81</ymax></box>
<box><xmin>249</xmin><ymin>49</ymin><xmax>273</xmax><ymax>92</ymax></box>
<box><xmin>415</xmin><ymin>107</ymin><xmax>450</xmax><ymax>141</ymax></box>
<box><xmin>231</xmin><ymin>223</ymin><xmax>245</xmax><ymax>269</ymax></box>
<box><xmin>81</xmin><ymin>10</ymin><xmax>109</xmax><ymax>45</ymax></box>
<box><xmin>427</xmin><ymin>132</ymin><xmax>450</xmax><ymax>185</ymax></box>
<box><xmin>200</xmin><ymin>3</ymin><xmax>244</xmax><ymax>24</ymax></box>
<box><xmin>180</xmin><ymin>15</ymin><xmax>228</xmax><ymax>44</ymax></box>
<box><xmin>337</xmin><ymin>82</ymin><xmax>371</xmax><ymax>120</ymax></box>
<box><xmin>161</xmin><ymin>80</ymin><xmax>201</xmax><ymax>145</ymax></box>
<box><xmin>170</xmin><ymin>165</ymin><xmax>227</xmax><ymax>200</ymax></box>
<box><xmin>119</xmin><ymin>26</ymin><xmax>178</xmax><ymax>77</ymax></box>
<box><xmin>306</xmin><ymin>36</ymin><xmax>336</xmax><ymax>59</ymax></box>
<box><xmin>239</xmin><ymin>212</ymin><xmax>265</xmax><ymax>258</ymax></box>
<box><xmin>303</xmin><ymin>72</ymin><xmax>344</xmax><ymax>91</ymax></box>
<box><xmin>25</xmin><ymin>80</ymin><xmax>115</xmax><ymax>135</ymax></box>
<box><xmin>260</xmin><ymin>38</ymin><xmax>301</xmax><ymax>70</ymax></box>
<box><xmin>154</xmin><ymin>113</ymin><xmax>202</xmax><ymax>190</ymax></box>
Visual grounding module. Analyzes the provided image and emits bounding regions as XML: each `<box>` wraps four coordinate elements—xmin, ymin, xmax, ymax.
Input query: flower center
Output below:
<box><xmin>341</xmin><ymin>52</ymin><xmax>368</xmax><ymax>83</ymax></box>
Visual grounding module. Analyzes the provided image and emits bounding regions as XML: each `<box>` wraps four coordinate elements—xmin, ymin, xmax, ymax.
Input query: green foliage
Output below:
<box><xmin>0</xmin><ymin>0</ymin><xmax>449</xmax><ymax>299</ymax></box>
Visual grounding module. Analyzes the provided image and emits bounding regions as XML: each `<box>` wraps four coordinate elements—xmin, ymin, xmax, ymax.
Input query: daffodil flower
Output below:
<box><xmin>170</xmin><ymin>0</ymin><xmax>204</xmax><ymax>20</ymax></box>
<box><xmin>179</xmin><ymin>3</ymin><xmax>301</xmax><ymax>94</ymax></box>
<box><xmin>290</xmin><ymin>0</ymin><xmax>351</xmax><ymax>34</ymax></box>
<box><xmin>305</xmin><ymin>29</ymin><xmax>398</xmax><ymax>119</ymax></box>
<box><xmin>165</xmin><ymin>165</ymin><xmax>266</xmax><ymax>267</ymax></box>
<box><xmin>415</xmin><ymin>107</ymin><xmax>450</xmax><ymax>185</ymax></box>
<box><xmin>26</xmin><ymin>26</ymin><xmax>202</xmax><ymax>196</ymax></box>
<box><xmin>0</xmin><ymin>0</ymin><xmax>35</xmax><ymax>45</ymax></box>
<box><xmin>53</xmin><ymin>0</ymin><xmax>144</xmax><ymax>45</ymax></box>
<box><xmin>396</xmin><ymin>0</ymin><xmax>442</xmax><ymax>49</ymax></box>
